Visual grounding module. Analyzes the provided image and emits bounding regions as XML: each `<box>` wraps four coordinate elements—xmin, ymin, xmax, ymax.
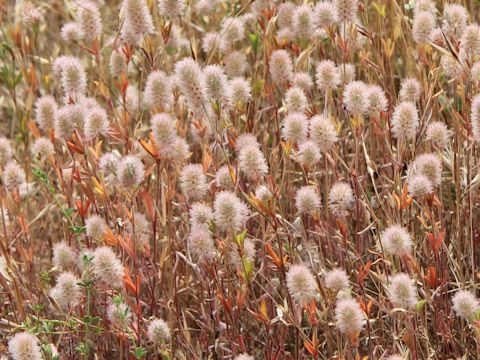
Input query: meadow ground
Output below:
<box><xmin>1</xmin><ymin>0</ymin><xmax>480</xmax><ymax>359</ymax></box>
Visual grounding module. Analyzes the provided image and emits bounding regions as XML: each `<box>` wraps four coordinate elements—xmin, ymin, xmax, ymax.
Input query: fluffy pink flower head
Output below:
<box><xmin>92</xmin><ymin>246</ymin><xmax>124</xmax><ymax>288</ymax></box>
<box><xmin>50</xmin><ymin>271</ymin><xmax>81</xmax><ymax>310</ymax></box>
<box><xmin>314</xmin><ymin>1</ymin><xmax>338</xmax><ymax>28</ymax></box>
<box><xmin>410</xmin><ymin>153</ymin><xmax>442</xmax><ymax>187</ymax></box>
<box><xmin>144</xmin><ymin>71</ymin><xmax>173</xmax><ymax>111</ymax></box>
<box><xmin>158</xmin><ymin>0</ymin><xmax>186</xmax><ymax>17</ymax></box>
<box><xmin>85</xmin><ymin>214</ymin><xmax>107</xmax><ymax>240</ymax></box>
<box><xmin>380</xmin><ymin>224</ymin><xmax>412</xmax><ymax>256</ymax></box>
<box><xmin>328</xmin><ymin>182</ymin><xmax>354</xmax><ymax>217</ymax></box>
<box><xmin>84</xmin><ymin>106</ymin><xmax>109</xmax><ymax>141</ymax></box>
<box><xmin>399</xmin><ymin>78</ymin><xmax>422</xmax><ymax>102</ymax></box>
<box><xmin>343</xmin><ymin>81</ymin><xmax>368</xmax><ymax>114</ymax></box>
<box><xmin>3</xmin><ymin>162</ymin><xmax>26</xmax><ymax>191</ymax></box>
<box><xmin>179</xmin><ymin>164</ymin><xmax>209</xmax><ymax>201</ymax></box>
<box><xmin>286</xmin><ymin>264</ymin><xmax>317</xmax><ymax>306</ymax></box>
<box><xmin>0</xmin><ymin>137</ymin><xmax>12</xmax><ymax>166</ymax></box>
<box><xmin>77</xmin><ymin>1</ymin><xmax>102</xmax><ymax>41</ymax></box>
<box><xmin>213</xmin><ymin>191</ymin><xmax>249</xmax><ymax>232</ymax></box>
<box><xmin>309</xmin><ymin>114</ymin><xmax>339</xmax><ymax>151</ymax></box>
<box><xmin>325</xmin><ymin>268</ymin><xmax>350</xmax><ymax>292</ymax></box>
<box><xmin>316</xmin><ymin>60</ymin><xmax>340</xmax><ymax>92</ymax></box>
<box><xmin>151</xmin><ymin>113</ymin><xmax>177</xmax><ymax>152</ymax></box>
<box><xmin>295</xmin><ymin>186</ymin><xmax>321</xmax><ymax>214</ymax></box>
<box><xmin>391</xmin><ymin>101</ymin><xmax>419</xmax><ymax>140</ymax></box>
<box><xmin>188</xmin><ymin>226</ymin><xmax>216</xmax><ymax>262</ymax></box>
<box><xmin>284</xmin><ymin>87</ymin><xmax>308</xmax><ymax>113</ymax></box>
<box><xmin>334</xmin><ymin>0</ymin><xmax>358</xmax><ymax>23</ymax></box>
<box><xmin>426</xmin><ymin>121</ymin><xmax>451</xmax><ymax>148</ymax></box>
<box><xmin>366</xmin><ymin>85</ymin><xmax>388</xmax><ymax>115</ymax></box>
<box><xmin>296</xmin><ymin>140</ymin><xmax>322</xmax><ymax>168</ymax></box>
<box><xmin>147</xmin><ymin>318</ymin><xmax>171</xmax><ymax>344</ymax></box>
<box><xmin>387</xmin><ymin>273</ymin><xmax>418</xmax><ymax>310</ymax></box>
<box><xmin>117</xmin><ymin>155</ymin><xmax>145</xmax><ymax>188</ymax></box>
<box><xmin>335</xmin><ymin>297</ymin><xmax>365</xmax><ymax>335</ymax></box>
<box><xmin>239</xmin><ymin>145</ymin><xmax>269</xmax><ymax>181</ymax></box>
<box><xmin>35</xmin><ymin>95</ymin><xmax>58</xmax><ymax>130</ymax></box>
<box><xmin>8</xmin><ymin>332</ymin><xmax>42</xmax><ymax>360</ymax></box>
<box><xmin>282</xmin><ymin>112</ymin><xmax>309</xmax><ymax>143</ymax></box>
<box><xmin>269</xmin><ymin>50</ymin><xmax>293</xmax><ymax>86</ymax></box>
<box><xmin>452</xmin><ymin>290</ymin><xmax>480</xmax><ymax>321</ymax></box>
<box><xmin>52</xmin><ymin>242</ymin><xmax>77</xmax><ymax>271</ymax></box>
<box><xmin>120</xmin><ymin>0</ymin><xmax>154</xmax><ymax>44</ymax></box>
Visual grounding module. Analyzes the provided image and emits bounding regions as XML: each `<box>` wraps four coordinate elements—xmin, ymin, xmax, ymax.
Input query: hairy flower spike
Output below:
<box><xmin>295</xmin><ymin>186</ymin><xmax>321</xmax><ymax>214</ymax></box>
<box><xmin>188</xmin><ymin>226</ymin><xmax>216</xmax><ymax>262</ymax></box>
<box><xmin>452</xmin><ymin>290</ymin><xmax>480</xmax><ymax>321</ymax></box>
<box><xmin>334</xmin><ymin>0</ymin><xmax>358</xmax><ymax>23</ymax></box>
<box><xmin>412</xmin><ymin>11</ymin><xmax>434</xmax><ymax>44</ymax></box>
<box><xmin>328</xmin><ymin>182</ymin><xmax>354</xmax><ymax>217</ymax></box>
<box><xmin>239</xmin><ymin>145</ymin><xmax>269</xmax><ymax>181</ymax></box>
<box><xmin>0</xmin><ymin>137</ymin><xmax>13</xmax><ymax>166</ymax></box>
<box><xmin>61</xmin><ymin>22</ymin><xmax>83</xmax><ymax>42</ymax></box>
<box><xmin>201</xmin><ymin>64</ymin><xmax>232</xmax><ymax>107</ymax></box>
<box><xmin>410</xmin><ymin>153</ymin><xmax>442</xmax><ymax>187</ymax></box>
<box><xmin>174</xmin><ymin>58</ymin><xmax>211</xmax><ymax>120</ymax></box>
<box><xmin>286</xmin><ymin>264</ymin><xmax>317</xmax><ymax>305</ymax></box>
<box><xmin>151</xmin><ymin>113</ymin><xmax>176</xmax><ymax>152</ymax></box>
<box><xmin>335</xmin><ymin>298</ymin><xmax>365</xmax><ymax>335</ymax></box>
<box><xmin>230</xmin><ymin>77</ymin><xmax>252</xmax><ymax>104</ymax></box>
<box><xmin>189</xmin><ymin>202</ymin><xmax>214</xmax><ymax>228</ymax></box>
<box><xmin>284</xmin><ymin>87</ymin><xmax>308</xmax><ymax>113</ymax></box>
<box><xmin>292</xmin><ymin>4</ymin><xmax>314</xmax><ymax>39</ymax></box>
<box><xmin>144</xmin><ymin>71</ymin><xmax>173</xmax><ymax>111</ymax></box>
<box><xmin>380</xmin><ymin>224</ymin><xmax>412</xmax><ymax>256</ymax></box>
<box><xmin>296</xmin><ymin>140</ymin><xmax>322</xmax><ymax>168</ymax></box>
<box><xmin>60</xmin><ymin>57</ymin><xmax>87</xmax><ymax>97</ymax></box>
<box><xmin>343</xmin><ymin>81</ymin><xmax>368</xmax><ymax>114</ymax></box>
<box><xmin>224</xmin><ymin>51</ymin><xmax>247</xmax><ymax>77</ymax></box>
<box><xmin>387</xmin><ymin>273</ymin><xmax>418</xmax><ymax>310</ymax></box>
<box><xmin>408</xmin><ymin>174</ymin><xmax>433</xmax><ymax>198</ymax></box>
<box><xmin>3</xmin><ymin>162</ymin><xmax>26</xmax><ymax>191</ymax></box>
<box><xmin>471</xmin><ymin>94</ymin><xmax>480</xmax><ymax>142</ymax></box>
<box><xmin>50</xmin><ymin>271</ymin><xmax>81</xmax><ymax>310</ymax></box>
<box><xmin>118</xmin><ymin>155</ymin><xmax>145</xmax><ymax>187</ymax></box>
<box><xmin>314</xmin><ymin>1</ymin><xmax>338</xmax><ymax>28</ymax></box>
<box><xmin>391</xmin><ymin>102</ymin><xmax>419</xmax><ymax>140</ymax></box>
<box><xmin>77</xmin><ymin>1</ymin><xmax>102</xmax><ymax>41</ymax></box>
<box><xmin>179</xmin><ymin>164</ymin><xmax>209</xmax><ymax>201</ymax></box>
<box><xmin>309</xmin><ymin>114</ymin><xmax>338</xmax><ymax>151</ymax></box>
<box><xmin>107</xmin><ymin>300</ymin><xmax>131</xmax><ymax>328</ymax></box>
<box><xmin>92</xmin><ymin>246</ymin><xmax>124</xmax><ymax>288</ymax></box>
<box><xmin>158</xmin><ymin>0</ymin><xmax>186</xmax><ymax>17</ymax></box>
<box><xmin>85</xmin><ymin>215</ymin><xmax>107</xmax><ymax>240</ymax></box>
<box><xmin>84</xmin><ymin>106</ymin><xmax>109</xmax><ymax>141</ymax></box>
<box><xmin>316</xmin><ymin>60</ymin><xmax>340</xmax><ymax>92</ymax></box>
<box><xmin>213</xmin><ymin>191</ymin><xmax>249</xmax><ymax>232</ymax></box>
<box><xmin>35</xmin><ymin>95</ymin><xmax>58</xmax><ymax>131</ymax></box>
<box><xmin>325</xmin><ymin>268</ymin><xmax>350</xmax><ymax>293</ymax></box>
<box><xmin>426</xmin><ymin>121</ymin><xmax>451</xmax><ymax>148</ymax></box>
<box><xmin>399</xmin><ymin>78</ymin><xmax>422</xmax><ymax>102</ymax></box>
<box><xmin>8</xmin><ymin>332</ymin><xmax>42</xmax><ymax>360</ymax></box>
<box><xmin>53</xmin><ymin>242</ymin><xmax>77</xmax><ymax>271</ymax></box>
<box><xmin>120</xmin><ymin>0</ymin><xmax>154</xmax><ymax>44</ymax></box>
<box><xmin>366</xmin><ymin>85</ymin><xmax>388</xmax><ymax>116</ymax></box>
<box><xmin>269</xmin><ymin>50</ymin><xmax>293</xmax><ymax>86</ymax></box>
<box><xmin>147</xmin><ymin>318</ymin><xmax>171</xmax><ymax>344</ymax></box>
<box><xmin>282</xmin><ymin>112</ymin><xmax>309</xmax><ymax>143</ymax></box>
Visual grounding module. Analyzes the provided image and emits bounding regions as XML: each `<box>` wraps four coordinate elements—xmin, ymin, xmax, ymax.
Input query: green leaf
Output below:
<box><xmin>249</xmin><ymin>33</ymin><xmax>259</xmax><ymax>53</ymax></box>
<box><xmin>131</xmin><ymin>347</ymin><xmax>148</xmax><ymax>359</ymax></box>
<box><xmin>415</xmin><ymin>299</ymin><xmax>427</xmax><ymax>311</ymax></box>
